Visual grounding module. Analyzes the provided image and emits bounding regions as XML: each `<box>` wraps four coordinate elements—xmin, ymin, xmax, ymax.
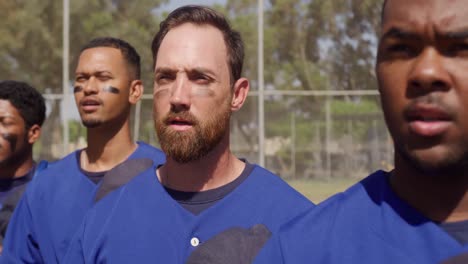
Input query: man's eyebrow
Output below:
<box><xmin>74</xmin><ymin>70</ymin><xmax>112</xmax><ymax>76</ymax></box>
<box><xmin>154</xmin><ymin>67</ymin><xmax>217</xmax><ymax>76</ymax></box>
<box><xmin>381</xmin><ymin>27</ymin><xmax>420</xmax><ymax>41</ymax></box>
<box><xmin>189</xmin><ymin>67</ymin><xmax>216</xmax><ymax>76</ymax></box>
<box><xmin>154</xmin><ymin>67</ymin><xmax>175</xmax><ymax>76</ymax></box>
<box><xmin>95</xmin><ymin>70</ymin><xmax>113</xmax><ymax>75</ymax></box>
<box><xmin>75</xmin><ymin>71</ymin><xmax>87</xmax><ymax>76</ymax></box>
<box><xmin>443</xmin><ymin>29</ymin><xmax>468</xmax><ymax>39</ymax></box>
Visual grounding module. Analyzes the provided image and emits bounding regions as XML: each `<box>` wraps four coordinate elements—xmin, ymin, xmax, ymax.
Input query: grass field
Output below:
<box><xmin>286</xmin><ymin>177</ymin><xmax>363</xmax><ymax>204</ymax></box>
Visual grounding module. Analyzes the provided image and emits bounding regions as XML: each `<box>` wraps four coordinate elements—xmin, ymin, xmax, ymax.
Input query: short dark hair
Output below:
<box><xmin>0</xmin><ymin>80</ymin><xmax>46</xmax><ymax>128</ymax></box>
<box><xmin>151</xmin><ymin>5</ymin><xmax>244</xmax><ymax>85</ymax></box>
<box><xmin>80</xmin><ymin>37</ymin><xmax>141</xmax><ymax>79</ymax></box>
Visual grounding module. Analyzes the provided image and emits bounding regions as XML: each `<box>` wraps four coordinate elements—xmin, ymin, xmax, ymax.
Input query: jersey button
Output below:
<box><xmin>190</xmin><ymin>237</ymin><xmax>200</xmax><ymax>247</ymax></box>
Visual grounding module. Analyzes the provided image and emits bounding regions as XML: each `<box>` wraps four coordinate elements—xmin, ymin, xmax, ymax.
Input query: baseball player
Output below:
<box><xmin>62</xmin><ymin>5</ymin><xmax>314</xmax><ymax>263</ymax></box>
<box><xmin>0</xmin><ymin>80</ymin><xmax>46</xmax><ymax>249</ymax></box>
<box><xmin>1</xmin><ymin>37</ymin><xmax>166</xmax><ymax>263</ymax></box>
<box><xmin>254</xmin><ymin>0</ymin><xmax>468</xmax><ymax>263</ymax></box>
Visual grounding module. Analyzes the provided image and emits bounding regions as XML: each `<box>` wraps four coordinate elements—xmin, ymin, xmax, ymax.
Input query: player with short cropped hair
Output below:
<box><xmin>254</xmin><ymin>0</ymin><xmax>468</xmax><ymax>263</ymax></box>
<box><xmin>62</xmin><ymin>5</ymin><xmax>314</xmax><ymax>263</ymax></box>
<box><xmin>1</xmin><ymin>37</ymin><xmax>165</xmax><ymax>263</ymax></box>
<box><xmin>0</xmin><ymin>80</ymin><xmax>46</xmax><ymax>247</ymax></box>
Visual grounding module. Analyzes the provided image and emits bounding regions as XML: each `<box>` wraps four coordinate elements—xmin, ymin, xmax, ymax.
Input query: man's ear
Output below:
<box><xmin>231</xmin><ymin>77</ymin><xmax>250</xmax><ymax>112</ymax></box>
<box><xmin>129</xmin><ymin>80</ymin><xmax>143</xmax><ymax>104</ymax></box>
<box><xmin>27</xmin><ymin>124</ymin><xmax>41</xmax><ymax>144</ymax></box>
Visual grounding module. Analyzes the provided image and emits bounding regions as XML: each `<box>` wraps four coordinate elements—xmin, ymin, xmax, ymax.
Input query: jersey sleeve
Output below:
<box><xmin>1</xmin><ymin>194</ymin><xmax>43</xmax><ymax>263</ymax></box>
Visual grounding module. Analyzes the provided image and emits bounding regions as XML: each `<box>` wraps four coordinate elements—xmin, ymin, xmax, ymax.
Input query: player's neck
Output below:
<box><xmin>0</xmin><ymin>155</ymin><xmax>34</xmax><ymax>180</ymax></box>
<box><xmin>83</xmin><ymin>120</ymin><xmax>136</xmax><ymax>172</ymax></box>
<box><xmin>390</xmin><ymin>156</ymin><xmax>468</xmax><ymax>223</ymax></box>
<box><xmin>159</xmin><ymin>139</ymin><xmax>245</xmax><ymax>192</ymax></box>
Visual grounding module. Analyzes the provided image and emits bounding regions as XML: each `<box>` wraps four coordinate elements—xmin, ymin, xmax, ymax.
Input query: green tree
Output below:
<box><xmin>0</xmin><ymin>0</ymin><xmax>167</xmax><ymax>159</ymax></box>
<box><xmin>223</xmin><ymin>0</ymin><xmax>384</xmax><ymax>176</ymax></box>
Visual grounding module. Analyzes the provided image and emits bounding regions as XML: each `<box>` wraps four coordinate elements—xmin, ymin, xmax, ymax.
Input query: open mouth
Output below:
<box><xmin>169</xmin><ymin>119</ymin><xmax>192</xmax><ymax>126</ymax></box>
<box><xmin>165</xmin><ymin>116</ymin><xmax>196</xmax><ymax>131</ymax></box>
<box><xmin>406</xmin><ymin>110</ymin><xmax>450</xmax><ymax>122</ymax></box>
<box><xmin>80</xmin><ymin>98</ymin><xmax>101</xmax><ymax>112</ymax></box>
<box><xmin>405</xmin><ymin>106</ymin><xmax>452</xmax><ymax>137</ymax></box>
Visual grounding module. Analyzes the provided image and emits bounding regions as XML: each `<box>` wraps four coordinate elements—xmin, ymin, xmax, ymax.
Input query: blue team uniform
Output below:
<box><xmin>0</xmin><ymin>162</ymin><xmax>47</xmax><ymax>246</ymax></box>
<box><xmin>62</xmin><ymin>164</ymin><xmax>314</xmax><ymax>263</ymax></box>
<box><xmin>254</xmin><ymin>170</ymin><xmax>468</xmax><ymax>264</ymax></box>
<box><xmin>0</xmin><ymin>168</ymin><xmax>34</xmax><ymax>210</ymax></box>
<box><xmin>1</xmin><ymin>142</ymin><xmax>165</xmax><ymax>264</ymax></box>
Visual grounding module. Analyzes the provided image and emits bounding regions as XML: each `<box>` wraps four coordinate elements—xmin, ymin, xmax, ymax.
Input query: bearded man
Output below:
<box><xmin>62</xmin><ymin>5</ymin><xmax>314</xmax><ymax>264</ymax></box>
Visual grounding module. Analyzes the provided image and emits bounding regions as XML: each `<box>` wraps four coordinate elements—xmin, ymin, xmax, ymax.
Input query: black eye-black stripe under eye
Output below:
<box><xmin>102</xmin><ymin>86</ymin><xmax>120</xmax><ymax>94</ymax></box>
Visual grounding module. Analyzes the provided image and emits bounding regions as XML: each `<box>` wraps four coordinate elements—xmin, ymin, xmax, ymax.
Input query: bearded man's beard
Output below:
<box><xmin>156</xmin><ymin>104</ymin><xmax>231</xmax><ymax>163</ymax></box>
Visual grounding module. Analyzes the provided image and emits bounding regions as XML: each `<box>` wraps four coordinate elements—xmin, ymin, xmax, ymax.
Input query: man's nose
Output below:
<box><xmin>83</xmin><ymin>77</ymin><xmax>99</xmax><ymax>95</ymax></box>
<box><xmin>407</xmin><ymin>47</ymin><xmax>451</xmax><ymax>96</ymax></box>
<box><xmin>169</xmin><ymin>77</ymin><xmax>191</xmax><ymax>112</ymax></box>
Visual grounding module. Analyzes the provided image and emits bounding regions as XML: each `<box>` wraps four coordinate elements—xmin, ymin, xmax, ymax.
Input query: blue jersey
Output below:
<box><xmin>0</xmin><ymin>161</ymin><xmax>47</xmax><ymax>246</ymax></box>
<box><xmin>1</xmin><ymin>142</ymin><xmax>165</xmax><ymax>264</ymax></box>
<box><xmin>62</xmin><ymin>164</ymin><xmax>314</xmax><ymax>263</ymax></box>
<box><xmin>254</xmin><ymin>170</ymin><xmax>468</xmax><ymax>264</ymax></box>
<box><xmin>0</xmin><ymin>168</ymin><xmax>34</xmax><ymax>210</ymax></box>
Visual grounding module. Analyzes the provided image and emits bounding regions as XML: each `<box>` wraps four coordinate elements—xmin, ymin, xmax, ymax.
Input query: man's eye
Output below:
<box><xmin>0</xmin><ymin>119</ymin><xmax>14</xmax><ymax>127</ymax></box>
<box><xmin>75</xmin><ymin>76</ymin><xmax>87</xmax><ymax>82</ymax></box>
<box><xmin>446</xmin><ymin>43</ymin><xmax>468</xmax><ymax>56</ymax></box>
<box><xmin>192</xmin><ymin>74</ymin><xmax>211</xmax><ymax>84</ymax></box>
<box><xmin>156</xmin><ymin>74</ymin><xmax>173</xmax><ymax>84</ymax></box>
<box><xmin>387</xmin><ymin>44</ymin><xmax>413</xmax><ymax>54</ymax></box>
<box><xmin>380</xmin><ymin>42</ymin><xmax>418</xmax><ymax>60</ymax></box>
<box><xmin>98</xmin><ymin>76</ymin><xmax>112</xmax><ymax>81</ymax></box>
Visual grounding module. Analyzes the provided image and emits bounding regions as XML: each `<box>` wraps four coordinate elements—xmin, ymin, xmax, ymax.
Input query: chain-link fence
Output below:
<box><xmin>5</xmin><ymin>0</ymin><xmax>389</xmax><ymax>198</ymax></box>
<box><xmin>37</xmin><ymin>90</ymin><xmax>393</xmax><ymax>181</ymax></box>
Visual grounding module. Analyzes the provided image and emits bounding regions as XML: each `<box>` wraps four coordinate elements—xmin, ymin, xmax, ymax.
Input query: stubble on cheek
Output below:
<box><xmin>0</xmin><ymin>133</ymin><xmax>17</xmax><ymax>153</ymax></box>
